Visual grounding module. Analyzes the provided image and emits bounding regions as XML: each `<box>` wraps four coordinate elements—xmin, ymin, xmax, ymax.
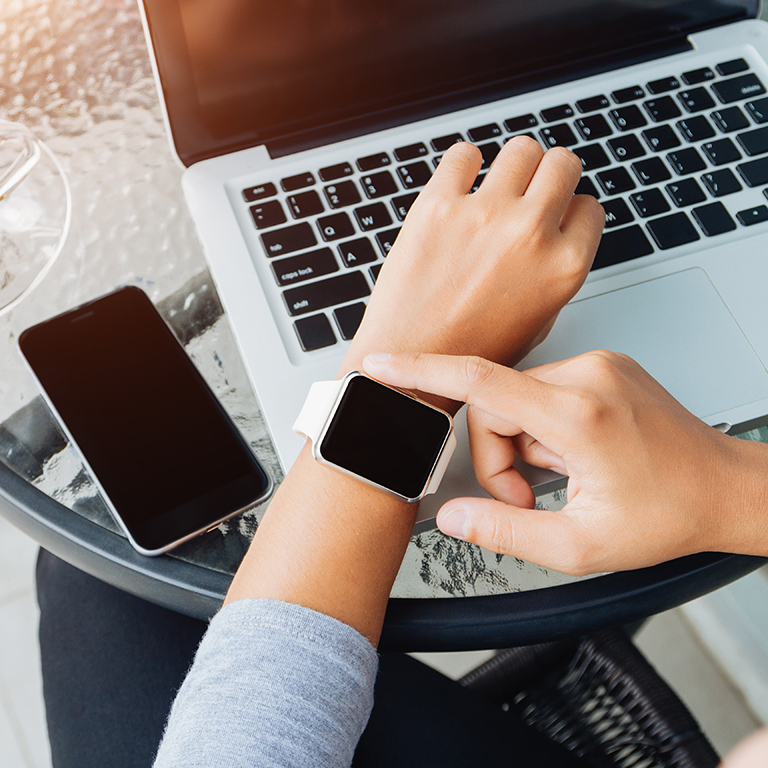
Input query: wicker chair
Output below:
<box><xmin>459</xmin><ymin>629</ymin><xmax>720</xmax><ymax>768</ymax></box>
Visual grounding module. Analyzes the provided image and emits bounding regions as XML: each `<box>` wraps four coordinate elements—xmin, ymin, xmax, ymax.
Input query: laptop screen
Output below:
<box><xmin>142</xmin><ymin>0</ymin><xmax>757</xmax><ymax>165</ymax></box>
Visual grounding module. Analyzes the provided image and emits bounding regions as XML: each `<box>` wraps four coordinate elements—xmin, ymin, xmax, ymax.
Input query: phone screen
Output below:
<box><xmin>19</xmin><ymin>286</ymin><xmax>271</xmax><ymax>554</ymax></box>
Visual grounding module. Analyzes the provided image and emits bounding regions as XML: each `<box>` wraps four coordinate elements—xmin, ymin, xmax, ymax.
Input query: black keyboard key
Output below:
<box><xmin>609</xmin><ymin>105</ymin><xmax>647</xmax><ymax>131</ymax></box>
<box><xmin>324</xmin><ymin>180</ymin><xmax>362</xmax><ymax>209</ymax></box>
<box><xmin>541</xmin><ymin>104</ymin><xmax>574</xmax><ymax>122</ymax></box>
<box><xmin>334</xmin><ymin>303</ymin><xmax>367</xmax><ymax>340</ymax></box>
<box><xmin>397</xmin><ymin>161</ymin><xmax>432</xmax><ymax>189</ymax></box>
<box><xmin>376</xmin><ymin>227</ymin><xmax>402</xmax><ymax>256</ymax></box>
<box><xmin>746</xmin><ymin>97</ymin><xmax>768</xmax><ymax>124</ymax></box>
<box><xmin>294</xmin><ymin>314</ymin><xmax>336</xmax><ymax>351</ymax></box>
<box><xmin>593</xmin><ymin>225</ymin><xmax>654</xmax><ymax>270</ymax></box>
<box><xmin>630</xmin><ymin>188</ymin><xmax>670</xmax><ymax>218</ymax></box>
<box><xmin>612</xmin><ymin>85</ymin><xmax>644</xmax><ymax>103</ymax></box>
<box><xmin>737</xmin><ymin>126</ymin><xmax>768</xmax><ymax>156</ymax></box>
<box><xmin>317</xmin><ymin>212</ymin><xmax>355</xmax><ymax>241</ymax></box>
<box><xmin>392</xmin><ymin>192</ymin><xmax>419</xmax><ymax>221</ymax></box>
<box><xmin>260</xmin><ymin>222</ymin><xmax>317</xmax><ymax>257</ymax></box>
<box><xmin>361</xmin><ymin>171</ymin><xmax>399</xmax><ymax>199</ymax></box>
<box><xmin>539</xmin><ymin>124</ymin><xmax>577</xmax><ymax>148</ymax></box>
<box><xmin>602</xmin><ymin>197</ymin><xmax>634</xmax><ymax>228</ymax></box>
<box><xmin>737</xmin><ymin>205</ymin><xmax>768</xmax><ymax>226</ymax></box>
<box><xmin>666</xmin><ymin>178</ymin><xmax>707</xmax><ymax>207</ymax></box>
<box><xmin>284</xmin><ymin>271</ymin><xmax>370</xmax><ymax>317</ymax></box>
<box><xmin>574</xmin><ymin>114</ymin><xmax>612</xmax><ymax>141</ymax></box>
<box><xmin>692</xmin><ymin>201</ymin><xmax>736</xmax><ymax>236</ymax></box>
<box><xmin>369</xmin><ymin>263</ymin><xmax>383</xmax><ymax>283</ymax></box>
<box><xmin>716</xmin><ymin>59</ymin><xmax>749</xmax><ymax>77</ymax></box>
<box><xmin>701</xmin><ymin>138</ymin><xmax>741</xmax><ymax>165</ymax></box>
<box><xmin>504</xmin><ymin>114</ymin><xmax>538</xmax><ymax>132</ymax></box>
<box><xmin>677</xmin><ymin>115</ymin><xmax>716</xmax><ymax>142</ymax></box>
<box><xmin>681</xmin><ymin>67</ymin><xmax>715</xmax><ymax>85</ymax></box>
<box><xmin>712</xmin><ymin>106</ymin><xmax>750</xmax><ymax>133</ymax></box>
<box><xmin>243</xmin><ymin>182</ymin><xmax>276</xmax><ymax>202</ymax></box>
<box><xmin>250</xmin><ymin>200</ymin><xmax>287</xmax><ymax>229</ymax></box>
<box><xmin>319</xmin><ymin>162</ymin><xmax>354</xmax><ymax>182</ymax></box>
<box><xmin>354</xmin><ymin>202</ymin><xmax>392</xmax><ymax>231</ymax></box>
<box><xmin>478</xmin><ymin>142</ymin><xmax>501</xmax><ymax>168</ymax></box>
<box><xmin>470</xmin><ymin>173</ymin><xmax>486</xmax><ymax>193</ymax></box>
<box><xmin>573</xmin><ymin>143</ymin><xmax>611</xmax><ymax>171</ymax></box>
<box><xmin>338</xmin><ymin>237</ymin><xmax>378</xmax><ymax>268</ymax></box>
<box><xmin>574</xmin><ymin>176</ymin><xmax>600</xmax><ymax>198</ymax></box>
<box><xmin>271</xmin><ymin>247</ymin><xmax>338</xmax><ymax>286</ymax></box>
<box><xmin>642</xmin><ymin>125</ymin><xmax>681</xmax><ymax>151</ymax></box>
<box><xmin>357</xmin><ymin>152</ymin><xmax>391</xmax><ymax>172</ymax></box>
<box><xmin>646</xmin><ymin>76</ymin><xmax>680</xmax><ymax>94</ymax></box>
<box><xmin>643</xmin><ymin>95</ymin><xmax>681</xmax><ymax>122</ymax></box>
<box><xmin>607</xmin><ymin>134</ymin><xmax>646</xmax><ymax>161</ymax></box>
<box><xmin>288</xmin><ymin>190</ymin><xmax>324</xmax><ymax>219</ymax></box>
<box><xmin>468</xmin><ymin>123</ymin><xmax>502</xmax><ymax>142</ymax></box>
<box><xmin>667</xmin><ymin>147</ymin><xmax>706</xmax><ymax>175</ymax></box>
<box><xmin>712</xmin><ymin>74</ymin><xmax>766</xmax><ymax>104</ymax></box>
<box><xmin>702</xmin><ymin>168</ymin><xmax>742</xmax><ymax>197</ymax></box>
<box><xmin>737</xmin><ymin>157</ymin><xmax>768</xmax><ymax>186</ymax></box>
<box><xmin>596</xmin><ymin>166</ymin><xmax>636</xmax><ymax>195</ymax></box>
<box><xmin>281</xmin><ymin>172</ymin><xmax>315</xmax><ymax>192</ymax></box>
<box><xmin>646</xmin><ymin>212</ymin><xmax>700</xmax><ymax>249</ymax></box>
<box><xmin>631</xmin><ymin>157</ymin><xmax>672</xmax><ymax>185</ymax></box>
<box><xmin>431</xmin><ymin>133</ymin><xmax>464</xmax><ymax>151</ymax></box>
<box><xmin>678</xmin><ymin>88</ymin><xmax>716</xmax><ymax>113</ymax></box>
<box><xmin>393</xmin><ymin>143</ymin><xmax>428</xmax><ymax>162</ymax></box>
<box><xmin>576</xmin><ymin>95</ymin><xmax>610</xmax><ymax>113</ymax></box>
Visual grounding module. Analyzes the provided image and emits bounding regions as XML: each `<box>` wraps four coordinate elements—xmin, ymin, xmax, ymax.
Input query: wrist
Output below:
<box><xmin>712</xmin><ymin>434</ymin><xmax>768</xmax><ymax>557</ymax></box>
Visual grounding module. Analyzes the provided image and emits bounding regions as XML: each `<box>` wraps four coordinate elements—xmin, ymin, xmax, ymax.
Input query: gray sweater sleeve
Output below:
<box><xmin>153</xmin><ymin>599</ymin><xmax>379</xmax><ymax>768</ymax></box>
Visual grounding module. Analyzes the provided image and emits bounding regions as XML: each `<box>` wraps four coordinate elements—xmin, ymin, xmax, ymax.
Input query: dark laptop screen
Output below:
<box><xmin>142</xmin><ymin>0</ymin><xmax>757</xmax><ymax>165</ymax></box>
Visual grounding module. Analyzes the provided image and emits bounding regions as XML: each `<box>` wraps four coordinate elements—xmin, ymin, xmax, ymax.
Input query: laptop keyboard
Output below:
<box><xmin>239</xmin><ymin>56</ymin><xmax>768</xmax><ymax>355</ymax></box>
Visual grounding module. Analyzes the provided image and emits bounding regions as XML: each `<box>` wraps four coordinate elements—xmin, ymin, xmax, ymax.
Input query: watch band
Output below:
<box><xmin>293</xmin><ymin>376</ymin><xmax>456</xmax><ymax>498</ymax></box>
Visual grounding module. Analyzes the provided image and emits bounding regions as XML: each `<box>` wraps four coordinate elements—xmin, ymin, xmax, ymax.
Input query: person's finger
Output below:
<box><xmin>558</xmin><ymin>194</ymin><xmax>605</xmax><ymax>273</ymax></box>
<box><xmin>511</xmin><ymin>432</ymin><xmax>568</xmax><ymax>475</ymax></box>
<box><xmin>466</xmin><ymin>406</ymin><xmax>536</xmax><ymax>508</ymax></box>
<box><xmin>476</xmin><ymin>135</ymin><xmax>544</xmax><ymax>199</ymax></box>
<box><xmin>420</xmin><ymin>141</ymin><xmax>483</xmax><ymax>197</ymax></box>
<box><xmin>523</xmin><ymin>147</ymin><xmax>584</xmax><ymax>226</ymax></box>
<box><xmin>722</xmin><ymin>728</ymin><xmax>768</xmax><ymax>768</ymax></box>
<box><xmin>363</xmin><ymin>351</ymin><xmax>570</xmax><ymax>453</ymax></box>
<box><xmin>436</xmin><ymin>496</ymin><xmax>591</xmax><ymax>574</ymax></box>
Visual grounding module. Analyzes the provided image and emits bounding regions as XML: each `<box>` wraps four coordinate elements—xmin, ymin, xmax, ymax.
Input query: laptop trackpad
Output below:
<box><xmin>416</xmin><ymin>268</ymin><xmax>768</xmax><ymax>526</ymax></box>
<box><xmin>521</xmin><ymin>268</ymin><xmax>768</xmax><ymax>421</ymax></box>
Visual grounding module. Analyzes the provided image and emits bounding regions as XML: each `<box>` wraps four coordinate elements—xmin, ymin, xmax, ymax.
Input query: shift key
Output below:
<box><xmin>260</xmin><ymin>222</ymin><xmax>317</xmax><ymax>257</ymax></box>
<box><xmin>283</xmin><ymin>271</ymin><xmax>370</xmax><ymax>316</ymax></box>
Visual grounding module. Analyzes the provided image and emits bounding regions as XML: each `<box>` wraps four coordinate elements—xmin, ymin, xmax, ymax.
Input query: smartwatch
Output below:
<box><xmin>293</xmin><ymin>371</ymin><xmax>456</xmax><ymax>502</ymax></box>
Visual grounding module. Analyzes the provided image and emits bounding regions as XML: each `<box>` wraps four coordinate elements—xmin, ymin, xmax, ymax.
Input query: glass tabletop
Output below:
<box><xmin>2</xmin><ymin>0</ymin><xmax>766</xmax><ymax>614</ymax></box>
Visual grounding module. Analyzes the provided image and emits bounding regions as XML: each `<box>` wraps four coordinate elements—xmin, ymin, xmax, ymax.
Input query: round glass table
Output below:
<box><xmin>1</xmin><ymin>0</ymin><xmax>765</xmax><ymax>651</ymax></box>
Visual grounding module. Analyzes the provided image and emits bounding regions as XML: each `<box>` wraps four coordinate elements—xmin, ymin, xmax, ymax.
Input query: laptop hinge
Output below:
<box><xmin>265</xmin><ymin>34</ymin><xmax>693</xmax><ymax>160</ymax></box>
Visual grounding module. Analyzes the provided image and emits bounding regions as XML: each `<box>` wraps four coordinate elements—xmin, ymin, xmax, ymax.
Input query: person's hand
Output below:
<box><xmin>342</xmin><ymin>137</ymin><xmax>605</xmax><ymax>391</ymax></box>
<box><xmin>362</xmin><ymin>350</ymin><xmax>768</xmax><ymax>574</ymax></box>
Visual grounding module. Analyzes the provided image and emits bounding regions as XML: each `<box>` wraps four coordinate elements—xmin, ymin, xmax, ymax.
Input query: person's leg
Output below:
<box><xmin>36</xmin><ymin>549</ymin><xmax>208</xmax><ymax>768</ymax></box>
<box><xmin>353</xmin><ymin>652</ymin><xmax>586</xmax><ymax>768</ymax></box>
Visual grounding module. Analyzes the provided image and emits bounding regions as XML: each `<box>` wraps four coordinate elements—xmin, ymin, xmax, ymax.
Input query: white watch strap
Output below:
<box><xmin>292</xmin><ymin>378</ymin><xmax>345</xmax><ymax>443</ymax></box>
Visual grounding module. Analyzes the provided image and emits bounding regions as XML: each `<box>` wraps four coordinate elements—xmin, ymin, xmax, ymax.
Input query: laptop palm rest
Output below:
<box><xmin>416</xmin><ymin>268</ymin><xmax>768</xmax><ymax>526</ymax></box>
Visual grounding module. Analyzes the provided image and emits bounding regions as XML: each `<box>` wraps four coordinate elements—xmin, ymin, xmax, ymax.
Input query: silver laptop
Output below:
<box><xmin>139</xmin><ymin>0</ymin><xmax>768</xmax><ymax>519</ymax></box>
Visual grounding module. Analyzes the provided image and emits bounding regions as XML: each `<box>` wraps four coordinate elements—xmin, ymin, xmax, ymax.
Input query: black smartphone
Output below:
<box><xmin>19</xmin><ymin>286</ymin><xmax>272</xmax><ymax>555</ymax></box>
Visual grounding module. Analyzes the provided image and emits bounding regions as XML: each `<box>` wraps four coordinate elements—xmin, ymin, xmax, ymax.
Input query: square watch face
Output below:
<box><xmin>319</xmin><ymin>375</ymin><xmax>452</xmax><ymax>500</ymax></box>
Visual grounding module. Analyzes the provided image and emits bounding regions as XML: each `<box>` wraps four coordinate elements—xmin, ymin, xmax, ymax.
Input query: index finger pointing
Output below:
<box><xmin>363</xmin><ymin>352</ymin><xmax>569</xmax><ymax>452</ymax></box>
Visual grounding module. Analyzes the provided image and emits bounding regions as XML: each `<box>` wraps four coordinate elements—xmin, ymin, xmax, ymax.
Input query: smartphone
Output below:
<box><xmin>19</xmin><ymin>286</ymin><xmax>273</xmax><ymax>555</ymax></box>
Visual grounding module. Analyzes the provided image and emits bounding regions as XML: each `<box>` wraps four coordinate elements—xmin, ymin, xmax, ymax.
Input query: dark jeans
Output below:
<box><xmin>36</xmin><ymin>549</ymin><xmax>585</xmax><ymax>768</ymax></box>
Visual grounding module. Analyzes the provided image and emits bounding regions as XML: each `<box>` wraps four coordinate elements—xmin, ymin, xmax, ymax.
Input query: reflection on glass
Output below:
<box><xmin>0</xmin><ymin>120</ymin><xmax>71</xmax><ymax>317</ymax></box>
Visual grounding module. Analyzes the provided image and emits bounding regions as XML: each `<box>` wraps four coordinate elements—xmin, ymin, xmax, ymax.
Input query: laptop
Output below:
<box><xmin>138</xmin><ymin>0</ymin><xmax>768</xmax><ymax>520</ymax></box>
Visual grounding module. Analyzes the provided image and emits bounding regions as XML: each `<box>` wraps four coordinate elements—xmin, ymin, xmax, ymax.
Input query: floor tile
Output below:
<box><xmin>0</xmin><ymin>517</ymin><xmax>39</xmax><ymax>605</ymax></box>
<box><xmin>0</xmin><ymin>684</ymin><xmax>28</xmax><ymax>768</ymax></box>
<box><xmin>410</xmin><ymin>649</ymin><xmax>495</xmax><ymax>680</ymax></box>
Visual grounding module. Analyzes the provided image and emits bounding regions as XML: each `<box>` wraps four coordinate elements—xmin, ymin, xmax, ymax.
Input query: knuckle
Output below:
<box><xmin>478</xmin><ymin>514</ymin><xmax>516</xmax><ymax>555</ymax></box>
<box><xmin>463</xmin><ymin>355</ymin><xmax>497</xmax><ymax>391</ymax></box>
